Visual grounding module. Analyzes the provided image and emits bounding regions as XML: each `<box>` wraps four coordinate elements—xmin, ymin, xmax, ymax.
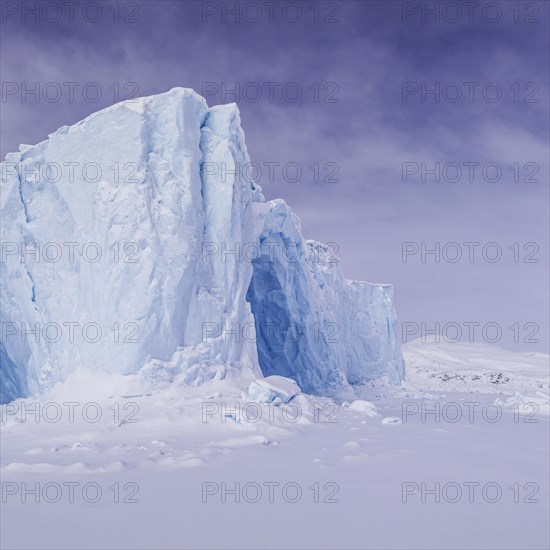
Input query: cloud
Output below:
<box><xmin>1</xmin><ymin>0</ymin><xmax>548</xmax><ymax>350</ymax></box>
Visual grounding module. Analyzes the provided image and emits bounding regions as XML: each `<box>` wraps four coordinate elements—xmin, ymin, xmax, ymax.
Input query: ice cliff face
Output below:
<box><xmin>247</xmin><ymin>200</ymin><xmax>404</xmax><ymax>395</ymax></box>
<box><xmin>0</xmin><ymin>88</ymin><xmax>404</xmax><ymax>403</ymax></box>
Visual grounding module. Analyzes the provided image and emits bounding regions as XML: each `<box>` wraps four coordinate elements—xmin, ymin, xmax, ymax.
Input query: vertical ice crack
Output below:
<box><xmin>16</xmin><ymin>166</ymin><xmax>31</xmax><ymax>224</ymax></box>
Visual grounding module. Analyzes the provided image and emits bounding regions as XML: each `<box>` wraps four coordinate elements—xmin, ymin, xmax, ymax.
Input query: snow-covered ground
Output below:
<box><xmin>1</xmin><ymin>338</ymin><xmax>548</xmax><ymax>549</ymax></box>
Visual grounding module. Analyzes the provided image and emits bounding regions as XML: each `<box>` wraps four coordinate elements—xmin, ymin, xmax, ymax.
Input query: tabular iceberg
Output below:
<box><xmin>0</xmin><ymin>88</ymin><xmax>404</xmax><ymax>403</ymax></box>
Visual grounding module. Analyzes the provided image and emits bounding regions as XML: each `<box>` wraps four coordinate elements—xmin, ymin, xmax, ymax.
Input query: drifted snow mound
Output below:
<box><xmin>347</xmin><ymin>400</ymin><xmax>380</xmax><ymax>417</ymax></box>
<box><xmin>402</xmin><ymin>337</ymin><xmax>549</xmax><ymax>395</ymax></box>
<box><xmin>0</xmin><ymin>87</ymin><xmax>404</xmax><ymax>403</ymax></box>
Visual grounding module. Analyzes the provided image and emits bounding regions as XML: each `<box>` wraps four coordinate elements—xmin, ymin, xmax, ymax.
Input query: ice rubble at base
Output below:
<box><xmin>0</xmin><ymin>87</ymin><xmax>404</xmax><ymax>403</ymax></box>
<box><xmin>247</xmin><ymin>375</ymin><xmax>301</xmax><ymax>404</ymax></box>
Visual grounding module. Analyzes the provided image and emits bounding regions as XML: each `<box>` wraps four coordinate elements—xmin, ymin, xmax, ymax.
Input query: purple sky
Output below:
<box><xmin>1</xmin><ymin>0</ymin><xmax>549</xmax><ymax>351</ymax></box>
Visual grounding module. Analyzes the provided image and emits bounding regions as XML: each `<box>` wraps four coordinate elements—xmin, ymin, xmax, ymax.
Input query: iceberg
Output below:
<box><xmin>0</xmin><ymin>88</ymin><xmax>404</xmax><ymax>403</ymax></box>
